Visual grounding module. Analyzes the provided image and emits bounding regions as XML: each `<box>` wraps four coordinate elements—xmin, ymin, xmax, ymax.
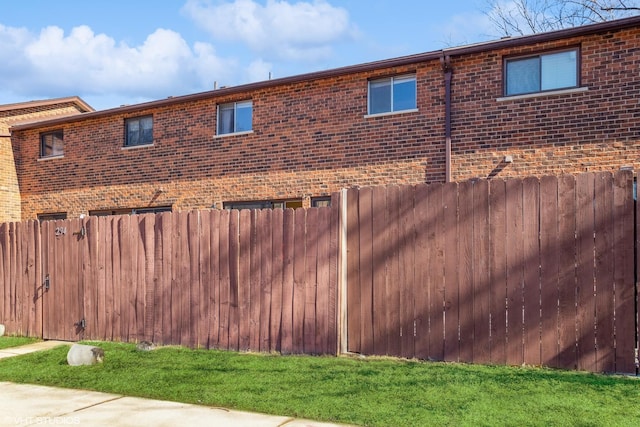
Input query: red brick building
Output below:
<box><xmin>7</xmin><ymin>16</ymin><xmax>640</xmax><ymax>221</ymax></box>
<box><xmin>0</xmin><ymin>97</ymin><xmax>93</xmax><ymax>222</ymax></box>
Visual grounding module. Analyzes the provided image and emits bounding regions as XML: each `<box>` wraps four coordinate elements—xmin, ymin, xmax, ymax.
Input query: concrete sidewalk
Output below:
<box><xmin>0</xmin><ymin>341</ymin><xmax>355</xmax><ymax>427</ymax></box>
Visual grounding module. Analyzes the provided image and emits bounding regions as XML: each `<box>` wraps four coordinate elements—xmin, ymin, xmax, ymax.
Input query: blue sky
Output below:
<box><xmin>0</xmin><ymin>0</ymin><xmax>497</xmax><ymax>110</ymax></box>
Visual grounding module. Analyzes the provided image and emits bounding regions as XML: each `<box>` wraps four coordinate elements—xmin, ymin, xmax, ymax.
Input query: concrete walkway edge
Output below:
<box><xmin>0</xmin><ymin>341</ymin><xmax>355</xmax><ymax>427</ymax></box>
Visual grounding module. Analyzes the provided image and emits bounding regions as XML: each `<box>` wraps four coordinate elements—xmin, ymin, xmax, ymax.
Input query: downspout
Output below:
<box><xmin>441</xmin><ymin>53</ymin><xmax>452</xmax><ymax>183</ymax></box>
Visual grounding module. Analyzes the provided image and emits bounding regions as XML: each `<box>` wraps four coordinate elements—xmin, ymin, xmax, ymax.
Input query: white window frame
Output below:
<box><xmin>367</xmin><ymin>74</ymin><xmax>417</xmax><ymax>117</ymax></box>
<box><xmin>217</xmin><ymin>100</ymin><xmax>253</xmax><ymax>136</ymax></box>
<box><xmin>504</xmin><ymin>48</ymin><xmax>580</xmax><ymax>97</ymax></box>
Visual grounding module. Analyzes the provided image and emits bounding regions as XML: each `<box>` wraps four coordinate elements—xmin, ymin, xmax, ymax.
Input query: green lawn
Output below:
<box><xmin>0</xmin><ymin>336</ymin><xmax>39</xmax><ymax>350</ymax></box>
<box><xmin>0</xmin><ymin>341</ymin><xmax>638</xmax><ymax>427</ymax></box>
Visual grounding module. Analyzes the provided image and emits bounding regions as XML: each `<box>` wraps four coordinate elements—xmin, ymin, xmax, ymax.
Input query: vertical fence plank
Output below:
<box><xmin>386</xmin><ymin>186</ymin><xmax>402</xmax><ymax>356</ymax></box>
<box><xmin>346</xmin><ymin>187</ymin><xmax>361</xmax><ymax>353</ymax></box>
<box><xmin>188</xmin><ymin>211</ymin><xmax>201</xmax><ymax>348</ymax></box>
<box><xmin>328</xmin><ymin>192</ymin><xmax>340</xmax><ymax>355</ymax></box>
<box><xmin>218</xmin><ymin>210</ymin><xmax>231</xmax><ymax>350</ymax></box>
<box><xmin>240</xmin><ymin>209</ymin><xmax>253</xmax><ymax>351</ymax></box>
<box><xmin>489</xmin><ymin>179</ymin><xmax>507</xmax><ymax>365</ymax></box>
<box><xmin>594</xmin><ymin>173</ymin><xmax>615</xmax><ymax>372</ymax></box>
<box><xmin>557</xmin><ymin>175</ymin><xmax>577</xmax><ymax>370</ymax></box>
<box><xmin>152</xmin><ymin>214</ymin><xmax>164</xmax><ymax>344</ymax></box>
<box><xmin>32</xmin><ymin>220</ymin><xmax>43</xmax><ymax>337</ymax></box>
<box><xmin>109</xmin><ymin>217</ymin><xmax>120</xmax><ymax>341</ymax></box>
<box><xmin>160</xmin><ymin>213</ymin><xmax>174</xmax><ymax>345</ymax></box>
<box><xmin>372</xmin><ymin>186</ymin><xmax>389</xmax><ymax>356</ymax></box>
<box><xmin>260</xmin><ymin>209</ymin><xmax>273</xmax><ymax>352</ymax></box>
<box><xmin>15</xmin><ymin>222</ymin><xmax>25</xmax><ymax>335</ymax></box>
<box><xmin>358</xmin><ymin>187</ymin><xmax>374</xmax><ymax>355</ymax></box>
<box><xmin>305</xmin><ymin>208</ymin><xmax>319</xmax><ymax>354</ymax></box>
<box><xmin>505</xmin><ymin>179</ymin><xmax>524</xmax><ymax>366</ymax></box>
<box><xmin>458</xmin><ymin>181</ymin><xmax>474</xmax><ymax>363</ymax></box>
<box><xmin>208</xmin><ymin>210</ymin><xmax>221</xmax><ymax>349</ymax></box>
<box><xmin>281</xmin><ymin>209</ymin><xmax>295</xmax><ymax>354</ymax></box>
<box><xmin>293</xmin><ymin>208</ymin><xmax>306</xmax><ymax>354</ymax></box>
<box><xmin>443</xmin><ymin>182</ymin><xmax>459</xmax><ymax>362</ymax></box>
<box><xmin>473</xmin><ymin>179</ymin><xmax>491</xmax><ymax>365</ymax></box>
<box><xmin>414</xmin><ymin>184</ymin><xmax>431</xmax><ymax>360</ymax></box>
<box><xmin>228</xmin><ymin>210</ymin><xmax>240</xmax><ymax>351</ymax></box>
<box><xmin>199</xmin><ymin>210</ymin><xmax>212</xmax><ymax>348</ymax></box>
<box><xmin>118</xmin><ymin>216</ymin><xmax>132</xmax><ymax>342</ymax></box>
<box><xmin>613</xmin><ymin>170</ymin><xmax>635</xmax><ymax>373</ymax></box>
<box><xmin>315</xmin><ymin>208</ymin><xmax>331</xmax><ymax>354</ymax></box>
<box><xmin>539</xmin><ymin>176</ymin><xmax>559</xmax><ymax>368</ymax></box>
<box><xmin>399</xmin><ymin>185</ymin><xmax>415</xmax><ymax>359</ymax></box>
<box><xmin>248</xmin><ymin>210</ymin><xmax>260</xmax><ymax>351</ymax></box>
<box><xmin>271</xmin><ymin>208</ymin><xmax>284</xmax><ymax>352</ymax></box>
<box><xmin>522</xmin><ymin>177</ymin><xmax>541</xmax><ymax>367</ymax></box>
<box><xmin>84</xmin><ymin>218</ymin><xmax>98</xmax><ymax>340</ymax></box>
<box><xmin>429</xmin><ymin>183</ymin><xmax>446</xmax><ymax>361</ymax></box>
<box><xmin>576</xmin><ymin>173</ymin><xmax>597</xmax><ymax>372</ymax></box>
<box><xmin>0</xmin><ymin>223</ymin><xmax>6</xmax><ymax>328</ymax></box>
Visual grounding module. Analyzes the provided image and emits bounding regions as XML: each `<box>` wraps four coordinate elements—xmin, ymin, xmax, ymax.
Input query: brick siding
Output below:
<box><xmin>9</xmin><ymin>22</ymin><xmax>640</xmax><ymax>220</ymax></box>
<box><xmin>1</xmin><ymin>102</ymin><xmax>88</xmax><ymax>222</ymax></box>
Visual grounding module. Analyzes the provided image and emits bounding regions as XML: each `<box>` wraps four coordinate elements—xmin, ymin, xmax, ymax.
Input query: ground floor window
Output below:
<box><xmin>89</xmin><ymin>206</ymin><xmax>172</xmax><ymax>216</ymax></box>
<box><xmin>37</xmin><ymin>212</ymin><xmax>67</xmax><ymax>222</ymax></box>
<box><xmin>223</xmin><ymin>199</ymin><xmax>303</xmax><ymax>210</ymax></box>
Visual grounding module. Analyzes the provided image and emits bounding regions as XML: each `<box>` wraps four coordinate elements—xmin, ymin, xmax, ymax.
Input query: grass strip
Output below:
<box><xmin>0</xmin><ymin>336</ymin><xmax>39</xmax><ymax>350</ymax></box>
<box><xmin>0</xmin><ymin>341</ymin><xmax>638</xmax><ymax>427</ymax></box>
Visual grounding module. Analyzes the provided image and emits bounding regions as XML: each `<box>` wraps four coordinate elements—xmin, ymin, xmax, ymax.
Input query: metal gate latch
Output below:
<box><xmin>74</xmin><ymin>319</ymin><xmax>86</xmax><ymax>329</ymax></box>
<box><xmin>44</xmin><ymin>274</ymin><xmax>50</xmax><ymax>291</ymax></box>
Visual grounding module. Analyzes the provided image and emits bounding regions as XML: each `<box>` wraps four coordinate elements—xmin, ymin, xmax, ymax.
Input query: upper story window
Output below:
<box><xmin>217</xmin><ymin>101</ymin><xmax>253</xmax><ymax>135</ymax></box>
<box><xmin>368</xmin><ymin>74</ymin><xmax>416</xmax><ymax>115</ymax></box>
<box><xmin>505</xmin><ymin>48</ymin><xmax>579</xmax><ymax>96</ymax></box>
<box><xmin>40</xmin><ymin>130</ymin><xmax>64</xmax><ymax>158</ymax></box>
<box><xmin>125</xmin><ymin>116</ymin><xmax>153</xmax><ymax>147</ymax></box>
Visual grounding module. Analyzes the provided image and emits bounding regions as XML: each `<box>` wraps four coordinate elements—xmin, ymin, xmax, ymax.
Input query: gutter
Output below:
<box><xmin>441</xmin><ymin>53</ymin><xmax>452</xmax><ymax>183</ymax></box>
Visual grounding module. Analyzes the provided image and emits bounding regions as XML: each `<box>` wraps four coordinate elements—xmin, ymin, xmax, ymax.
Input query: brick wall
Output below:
<box><xmin>450</xmin><ymin>27</ymin><xmax>640</xmax><ymax>181</ymax></box>
<box><xmin>13</xmin><ymin>63</ymin><xmax>446</xmax><ymax>219</ymax></box>
<box><xmin>10</xmin><ymin>23</ymin><xmax>640</xmax><ymax>220</ymax></box>
<box><xmin>1</xmin><ymin>102</ymin><xmax>87</xmax><ymax>222</ymax></box>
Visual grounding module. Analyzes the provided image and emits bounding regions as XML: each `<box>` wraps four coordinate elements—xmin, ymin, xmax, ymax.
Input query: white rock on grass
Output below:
<box><xmin>67</xmin><ymin>344</ymin><xmax>104</xmax><ymax>366</ymax></box>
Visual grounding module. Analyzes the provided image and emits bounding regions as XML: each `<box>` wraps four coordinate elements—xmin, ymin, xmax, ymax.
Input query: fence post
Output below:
<box><xmin>338</xmin><ymin>188</ymin><xmax>348</xmax><ymax>355</ymax></box>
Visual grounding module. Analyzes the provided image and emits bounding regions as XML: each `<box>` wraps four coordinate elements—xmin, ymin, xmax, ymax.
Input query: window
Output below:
<box><xmin>311</xmin><ymin>197</ymin><xmax>331</xmax><ymax>207</ymax></box>
<box><xmin>368</xmin><ymin>74</ymin><xmax>416</xmax><ymax>115</ymax></box>
<box><xmin>89</xmin><ymin>206</ymin><xmax>171</xmax><ymax>217</ymax></box>
<box><xmin>40</xmin><ymin>131</ymin><xmax>64</xmax><ymax>157</ymax></box>
<box><xmin>37</xmin><ymin>212</ymin><xmax>67</xmax><ymax>222</ymax></box>
<box><xmin>125</xmin><ymin>116</ymin><xmax>153</xmax><ymax>146</ymax></box>
<box><xmin>218</xmin><ymin>101</ymin><xmax>252</xmax><ymax>135</ymax></box>
<box><xmin>223</xmin><ymin>199</ymin><xmax>302</xmax><ymax>210</ymax></box>
<box><xmin>505</xmin><ymin>48</ymin><xmax>578</xmax><ymax>96</ymax></box>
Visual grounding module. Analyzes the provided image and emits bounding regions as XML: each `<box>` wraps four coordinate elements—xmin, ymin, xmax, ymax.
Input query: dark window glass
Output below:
<box><xmin>40</xmin><ymin>131</ymin><xmax>64</xmax><ymax>157</ymax></box>
<box><xmin>126</xmin><ymin>116</ymin><xmax>153</xmax><ymax>146</ymax></box>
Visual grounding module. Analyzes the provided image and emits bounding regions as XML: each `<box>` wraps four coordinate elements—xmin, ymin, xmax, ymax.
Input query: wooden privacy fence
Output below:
<box><xmin>347</xmin><ymin>171</ymin><xmax>637</xmax><ymax>373</ymax></box>
<box><xmin>0</xmin><ymin>203</ymin><xmax>339</xmax><ymax>355</ymax></box>
<box><xmin>0</xmin><ymin>171</ymin><xmax>638</xmax><ymax>373</ymax></box>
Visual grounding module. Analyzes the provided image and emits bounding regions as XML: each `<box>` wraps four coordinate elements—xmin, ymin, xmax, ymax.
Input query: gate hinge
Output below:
<box><xmin>74</xmin><ymin>318</ymin><xmax>86</xmax><ymax>329</ymax></box>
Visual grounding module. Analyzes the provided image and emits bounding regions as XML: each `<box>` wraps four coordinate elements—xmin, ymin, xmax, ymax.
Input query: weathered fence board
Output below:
<box><xmin>346</xmin><ymin>171</ymin><xmax>638</xmax><ymax>373</ymax></box>
<box><xmin>1</xmin><ymin>171</ymin><xmax>637</xmax><ymax>374</ymax></box>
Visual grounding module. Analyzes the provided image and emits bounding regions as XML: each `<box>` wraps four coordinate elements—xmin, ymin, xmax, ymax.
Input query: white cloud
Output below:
<box><xmin>433</xmin><ymin>11</ymin><xmax>496</xmax><ymax>47</ymax></box>
<box><xmin>245</xmin><ymin>58</ymin><xmax>273</xmax><ymax>82</ymax></box>
<box><xmin>182</xmin><ymin>0</ymin><xmax>358</xmax><ymax>61</ymax></box>
<box><xmin>0</xmin><ymin>23</ymin><xmax>237</xmax><ymax>109</ymax></box>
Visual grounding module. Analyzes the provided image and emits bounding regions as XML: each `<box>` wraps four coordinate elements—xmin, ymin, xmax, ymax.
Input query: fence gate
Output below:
<box><xmin>41</xmin><ymin>218</ymin><xmax>86</xmax><ymax>341</ymax></box>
